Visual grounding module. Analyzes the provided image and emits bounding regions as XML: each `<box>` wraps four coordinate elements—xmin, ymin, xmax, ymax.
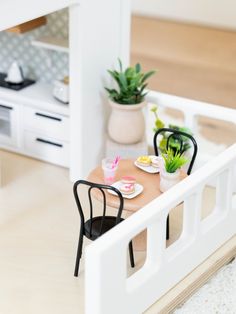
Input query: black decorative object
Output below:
<box><xmin>0</xmin><ymin>73</ymin><xmax>35</xmax><ymax>91</ymax></box>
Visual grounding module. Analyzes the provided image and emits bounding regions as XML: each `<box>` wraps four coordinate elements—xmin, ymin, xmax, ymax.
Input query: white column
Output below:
<box><xmin>182</xmin><ymin>190</ymin><xmax>202</xmax><ymax>239</ymax></box>
<box><xmin>146</xmin><ymin>215</ymin><xmax>166</xmax><ymax>265</ymax></box>
<box><xmin>69</xmin><ymin>0</ymin><xmax>131</xmax><ymax>180</ymax></box>
<box><xmin>69</xmin><ymin>3</ymin><xmax>83</xmax><ymax>181</ymax></box>
<box><xmin>215</xmin><ymin>167</ymin><xmax>234</xmax><ymax>214</ymax></box>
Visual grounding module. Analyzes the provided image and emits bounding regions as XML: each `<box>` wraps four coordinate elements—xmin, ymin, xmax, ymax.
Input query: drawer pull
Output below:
<box><xmin>0</xmin><ymin>104</ymin><xmax>13</xmax><ymax>110</ymax></box>
<box><xmin>36</xmin><ymin>138</ymin><xmax>63</xmax><ymax>148</ymax></box>
<box><xmin>35</xmin><ymin>112</ymin><xmax>62</xmax><ymax>121</ymax></box>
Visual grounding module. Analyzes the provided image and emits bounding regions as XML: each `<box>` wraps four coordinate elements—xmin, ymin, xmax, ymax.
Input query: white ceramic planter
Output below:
<box><xmin>160</xmin><ymin>169</ymin><xmax>180</xmax><ymax>192</ymax></box>
<box><xmin>108</xmin><ymin>100</ymin><xmax>146</xmax><ymax>144</ymax></box>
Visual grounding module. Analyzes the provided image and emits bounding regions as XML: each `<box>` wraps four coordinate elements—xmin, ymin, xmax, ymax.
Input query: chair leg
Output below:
<box><xmin>166</xmin><ymin>214</ymin><xmax>170</xmax><ymax>240</ymax></box>
<box><xmin>128</xmin><ymin>241</ymin><xmax>135</xmax><ymax>268</ymax></box>
<box><xmin>74</xmin><ymin>230</ymin><xmax>84</xmax><ymax>277</ymax></box>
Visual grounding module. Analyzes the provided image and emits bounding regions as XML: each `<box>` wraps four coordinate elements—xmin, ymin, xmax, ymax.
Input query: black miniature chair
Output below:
<box><xmin>153</xmin><ymin>127</ymin><xmax>198</xmax><ymax>239</ymax></box>
<box><xmin>73</xmin><ymin>179</ymin><xmax>135</xmax><ymax>276</ymax></box>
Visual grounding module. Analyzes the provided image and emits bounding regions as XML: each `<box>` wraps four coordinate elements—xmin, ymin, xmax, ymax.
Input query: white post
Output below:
<box><xmin>146</xmin><ymin>215</ymin><xmax>166</xmax><ymax>265</ymax></box>
<box><xmin>69</xmin><ymin>4</ymin><xmax>83</xmax><ymax>181</ymax></box>
<box><xmin>215</xmin><ymin>167</ymin><xmax>234</xmax><ymax>214</ymax></box>
<box><xmin>69</xmin><ymin>0</ymin><xmax>131</xmax><ymax>180</ymax></box>
<box><xmin>182</xmin><ymin>190</ymin><xmax>202</xmax><ymax>239</ymax></box>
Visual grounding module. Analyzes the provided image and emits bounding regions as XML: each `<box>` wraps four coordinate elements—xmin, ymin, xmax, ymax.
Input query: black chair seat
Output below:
<box><xmin>84</xmin><ymin>216</ymin><xmax>124</xmax><ymax>240</ymax></box>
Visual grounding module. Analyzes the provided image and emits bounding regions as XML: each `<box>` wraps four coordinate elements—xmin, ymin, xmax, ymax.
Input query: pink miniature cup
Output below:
<box><xmin>102</xmin><ymin>158</ymin><xmax>118</xmax><ymax>185</ymax></box>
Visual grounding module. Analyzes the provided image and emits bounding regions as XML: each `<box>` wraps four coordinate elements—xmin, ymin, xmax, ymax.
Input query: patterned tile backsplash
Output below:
<box><xmin>0</xmin><ymin>8</ymin><xmax>69</xmax><ymax>84</ymax></box>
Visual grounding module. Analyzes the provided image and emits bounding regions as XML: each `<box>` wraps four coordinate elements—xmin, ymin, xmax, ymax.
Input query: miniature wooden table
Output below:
<box><xmin>87</xmin><ymin>159</ymin><xmax>162</xmax><ymax>213</ymax></box>
<box><xmin>87</xmin><ymin>159</ymin><xmax>187</xmax><ymax>251</ymax></box>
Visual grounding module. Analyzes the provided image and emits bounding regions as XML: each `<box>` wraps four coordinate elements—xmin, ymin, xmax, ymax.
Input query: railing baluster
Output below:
<box><xmin>182</xmin><ymin>189</ymin><xmax>203</xmax><ymax>240</ymax></box>
<box><xmin>184</xmin><ymin>113</ymin><xmax>196</xmax><ymax>133</ymax></box>
<box><xmin>146</xmin><ymin>214</ymin><xmax>166</xmax><ymax>266</ymax></box>
<box><xmin>215</xmin><ymin>167</ymin><xmax>234</xmax><ymax>214</ymax></box>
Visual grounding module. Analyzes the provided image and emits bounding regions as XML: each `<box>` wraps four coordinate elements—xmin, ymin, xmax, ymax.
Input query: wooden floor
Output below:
<box><xmin>1</xmin><ymin>148</ymin><xmax>233</xmax><ymax>314</ymax></box>
<box><xmin>131</xmin><ymin>16</ymin><xmax>236</xmax><ymax>109</ymax></box>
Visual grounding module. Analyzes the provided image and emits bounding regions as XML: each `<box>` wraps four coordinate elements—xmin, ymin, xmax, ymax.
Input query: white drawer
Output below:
<box><xmin>23</xmin><ymin>131</ymin><xmax>69</xmax><ymax>167</ymax></box>
<box><xmin>23</xmin><ymin>107</ymin><xmax>69</xmax><ymax>141</ymax></box>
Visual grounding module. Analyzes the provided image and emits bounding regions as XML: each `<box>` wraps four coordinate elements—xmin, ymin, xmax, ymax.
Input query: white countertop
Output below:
<box><xmin>0</xmin><ymin>82</ymin><xmax>70</xmax><ymax>116</ymax></box>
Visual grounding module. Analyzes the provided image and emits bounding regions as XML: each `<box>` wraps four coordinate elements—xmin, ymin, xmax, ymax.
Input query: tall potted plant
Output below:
<box><xmin>105</xmin><ymin>59</ymin><xmax>155</xmax><ymax>144</ymax></box>
<box><xmin>160</xmin><ymin>148</ymin><xmax>188</xmax><ymax>192</ymax></box>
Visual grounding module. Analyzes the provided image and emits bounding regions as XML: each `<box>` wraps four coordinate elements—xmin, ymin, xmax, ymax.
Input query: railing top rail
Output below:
<box><xmin>86</xmin><ymin>143</ymin><xmax>236</xmax><ymax>254</ymax></box>
<box><xmin>147</xmin><ymin>90</ymin><xmax>236</xmax><ymax>124</ymax></box>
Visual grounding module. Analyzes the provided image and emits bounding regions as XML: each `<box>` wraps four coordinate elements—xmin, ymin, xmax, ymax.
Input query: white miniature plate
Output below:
<box><xmin>134</xmin><ymin>155</ymin><xmax>160</xmax><ymax>174</ymax></box>
<box><xmin>107</xmin><ymin>181</ymin><xmax>144</xmax><ymax>199</ymax></box>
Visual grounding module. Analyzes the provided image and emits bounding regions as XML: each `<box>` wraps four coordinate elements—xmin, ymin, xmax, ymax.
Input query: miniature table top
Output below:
<box><xmin>87</xmin><ymin>159</ymin><xmax>187</xmax><ymax>213</ymax></box>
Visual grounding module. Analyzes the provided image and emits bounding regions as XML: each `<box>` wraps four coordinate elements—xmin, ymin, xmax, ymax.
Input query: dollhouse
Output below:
<box><xmin>0</xmin><ymin>1</ymin><xmax>235</xmax><ymax>314</ymax></box>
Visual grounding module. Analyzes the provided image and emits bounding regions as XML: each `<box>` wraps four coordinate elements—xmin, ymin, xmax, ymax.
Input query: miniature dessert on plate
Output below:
<box><xmin>108</xmin><ymin>181</ymin><xmax>143</xmax><ymax>199</ymax></box>
<box><xmin>136</xmin><ymin>156</ymin><xmax>151</xmax><ymax>167</ymax></box>
<box><xmin>121</xmin><ymin>175</ymin><xmax>136</xmax><ymax>185</ymax></box>
<box><xmin>120</xmin><ymin>183</ymin><xmax>135</xmax><ymax>195</ymax></box>
<box><xmin>151</xmin><ymin>156</ymin><xmax>159</xmax><ymax>168</ymax></box>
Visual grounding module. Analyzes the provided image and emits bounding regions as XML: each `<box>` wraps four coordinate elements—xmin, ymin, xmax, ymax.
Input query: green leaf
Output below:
<box><xmin>150</xmin><ymin>106</ymin><xmax>158</xmax><ymax>113</ymax></box>
<box><xmin>141</xmin><ymin>70</ymin><xmax>156</xmax><ymax>84</ymax></box>
<box><xmin>139</xmin><ymin>83</ymin><xmax>148</xmax><ymax>94</ymax></box>
<box><xmin>162</xmin><ymin>148</ymin><xmax>188</xmax><ymax>173</ymax></box>
<box><xmin>125</xmin><ymin>67</ymin><xmax>134</xmax><ymax>77</ymax></box>
<box><xmin>118</xmin><ymin>72</ymin><xmax>127</xmax><ymax>90</ymax></box>
<box><xmin>155</xmin><ymin>119</ymin><xmax>165</xmax><ymax>129</ymax></box>
<box><xmin>135</xmin><ymin>63</ymin><xmax>141</xmax><ymax>73</ymax></box>
<box><xmin>118</xmin><ymin>58</ymin><xmax>123</xmax><ymax>71</ymax></box>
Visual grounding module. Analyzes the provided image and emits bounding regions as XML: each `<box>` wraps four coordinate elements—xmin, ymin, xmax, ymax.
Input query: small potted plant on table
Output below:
<box><xmin>105</xmin><ymin>59</ymin><xmax>156</xmax><ymax>144</ymax></box>
<box><xmin>160</xmin><ymin>148</ymin><xmax>188</xmax><ymax>192</ymax></box>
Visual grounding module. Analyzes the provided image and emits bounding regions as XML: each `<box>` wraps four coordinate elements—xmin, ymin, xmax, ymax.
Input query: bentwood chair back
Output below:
<box><xmin>153</xmin><ymin>127</ymin><xmax>198</xmax><ymax>175</ymax></box>
<box><xmin>73</xmin><ymin>179</ymin><xmax>135</xmax><ymax>276</ymax></box>
<box><xmin>153</xmin><ymin>128</ymin><xmax>198</xmax><ymax>240</ymax></box>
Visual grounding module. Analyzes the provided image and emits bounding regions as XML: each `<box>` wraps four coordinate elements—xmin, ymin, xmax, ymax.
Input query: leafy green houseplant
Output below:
<box><xmin>160</xmin><ymin>148</ymin><xmax>188</xmax><ymax>192</ymax></box>
<box><xmin>105</xmin><ymin>59</ymin><xmax>156</xmax><ymax>144</ymax></box>
<box><xmin>162</xmin><ymin>148</ymin><xmax>188</xmax><ymax>173</ymax></box>
<box><xmin>105</xmin><ymin>59</ymin><xmax>155</xmax><ymax>105</ymax></box>
<box><xmin>151</xmin><ymin>105</ymin><xmax>192</xmax><ymax>154</ymax></box>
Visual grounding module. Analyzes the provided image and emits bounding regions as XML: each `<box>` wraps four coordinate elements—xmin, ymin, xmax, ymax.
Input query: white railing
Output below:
<box><xmin>85</xmin><ymin>93</ymin><xmax>236</xmax><ymax>314</ymax></box>
<box><xmin>146</xmin><ymin>91</ymin><xmax>236</xmax><ymax>190</ymax></box>
<box><xmin>147</xmin><ymin>91</ymin><xmax>236</xmax><ymax>134</ymax></box>
<box><xmin>146</xmin><ymin>92</ymin><xmax>236</xmax><ymax>165</ymax></box>
<box><xmin>85</xmin><ymin>143</ymin><xmax>236</xmax><ymax>314</ymax></box>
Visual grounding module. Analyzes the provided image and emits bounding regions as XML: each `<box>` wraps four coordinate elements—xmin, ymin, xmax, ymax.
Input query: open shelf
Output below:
<box><xmin>31</xmin><ymin>36</ymin><xmax>69</xmax><ymax>53</ymax></box>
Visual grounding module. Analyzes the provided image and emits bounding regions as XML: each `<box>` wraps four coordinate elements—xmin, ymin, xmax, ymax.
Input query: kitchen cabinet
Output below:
<box><xmin>0</xmin><ymin>101</ymin><xmax>19</xmax><ymax>147</ymax></box>
<box><xmin>0</xmin><ymin>82</ymin><xmax>70</xmax><ymax>167</ymax></box>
